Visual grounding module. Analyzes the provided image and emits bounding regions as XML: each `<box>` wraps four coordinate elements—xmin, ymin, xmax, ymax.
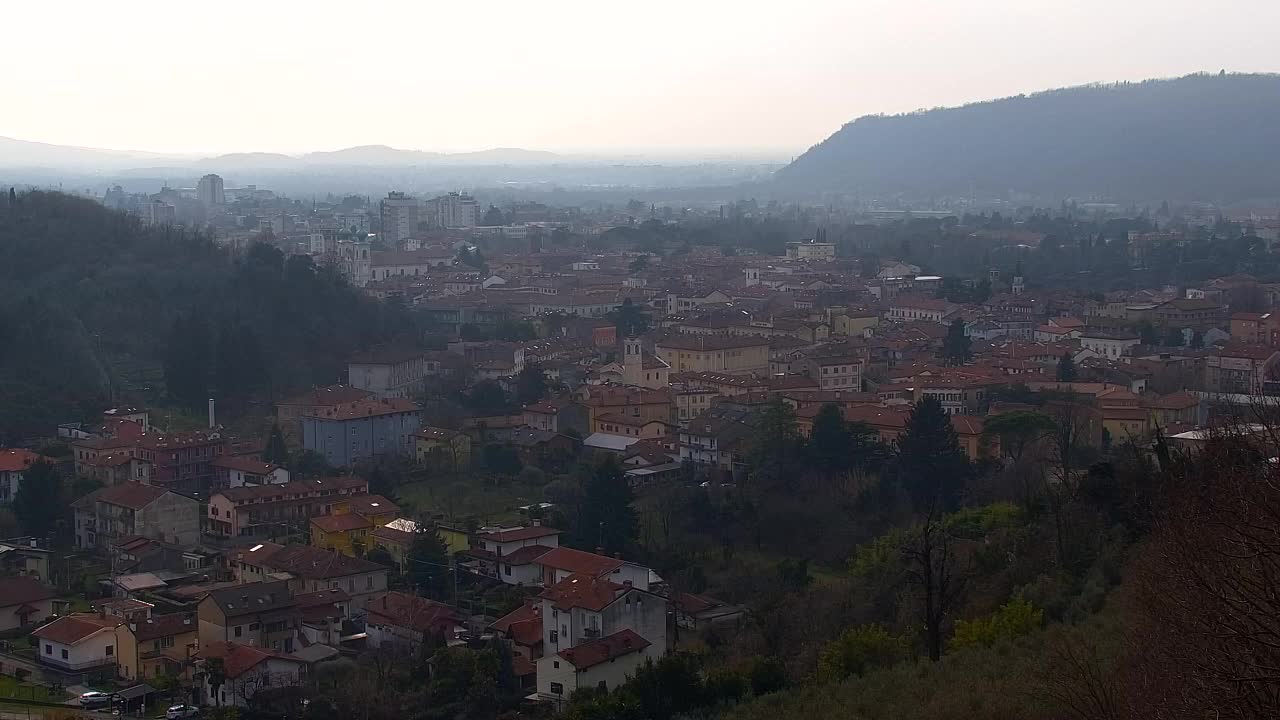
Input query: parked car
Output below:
<box><xmin>165</xmin><ymin>704</ymin><xmax>199</xmax><ymax>719</ymax></box>
<box><xmin>78</xmin><ymin>692</ymin><xmax>115</xmax><ymax>709</ymax></box>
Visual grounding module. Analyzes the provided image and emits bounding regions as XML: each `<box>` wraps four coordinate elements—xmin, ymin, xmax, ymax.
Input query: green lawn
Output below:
<box><xmin>0</xmin><ymin>673</ymin><xmax>68</xmax><ymax>702</ymax></box>
<box><xmin>396</xmin><ymin>477</ymin><xmax>546</xmax><ymax>525</ymax></box>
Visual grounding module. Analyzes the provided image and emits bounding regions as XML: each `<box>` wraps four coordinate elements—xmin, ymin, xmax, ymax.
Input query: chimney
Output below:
<box><xmin>208</xmin><ymin>398</ymin><xmax>216</xmax><ymax>429</ymax></box>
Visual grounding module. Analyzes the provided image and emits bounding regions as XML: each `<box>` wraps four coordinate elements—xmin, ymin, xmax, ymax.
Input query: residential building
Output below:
<box><xmin>0</xmin><ymin>576</ymin><xmax>55</xmax><ymax>631</ymax></box>
<box><xmin>414</xmin><ymin>426</ymin><xmax>472</xmax><ymax>469</ymax></box>
<box><xmin>196</xmin><ymin>174</ymin><xmax>224</xmax><ymax>207</ymax></box>
<box><xmin>427</xmin><ymin>192</ymin><xmax>480</xmax><ymax>229</ymax></box>
<box><xmin>0</xmin><ymin>448</ymin><xmax>50</xmax><ymax>504</ymax></box>
<box><xmin>196</xmin><ymin>581</ymin><xmax>301</xmax><ymax>652</ymax></box>
<box><xmin>370</xmin><ymin>248</ymin><xmax>454</xmax><ymax>280</ymax></box>
<box><xmin>534</xmin><ymin>547</ymin><xmax>651</xmax><ymax>589</ymax></box>
<box><xmin>520</xmin><ymin>401</ymin><xmax>590</xmax><ymax>436</ymax></box>
<box><xmin>471</xmin><ymin>526</ymin><xmax>563</xmax><ymax>585</ymax></box>
<box><xmin>206</xmin><ymin>476</ymin><xmax>369</xmax><ymax>539</ymax></box>
<box><xmin>1078</xmin><ymin>331</ymin><xmax>1141</xmax><ymax>359</ymax></box>
<box><xmin>237</xmin><ymin>544</ymin><xmax>389</xmax><ymax>608</ymax></box>
<box><xmin>211</xmin><ymin>457</ymin><xmax>289</xmax><ymax>489</ymax></box>
<box><xmin>379</xmin><ymin>192</ymin><xmax>421</xmax><ymax>248</ymax></box>
<box><xmin>348</xmin><ymin>350</ymin><xmax>433</xmax><ymax>399</ymax></box>
<box><xmin>195</xmin><ymin>642</ymin><xmax>306</xmax><ymax>708</ymax></box>
<box><xmin>134</xmin><ymin>613</ymin><xmax>199</xmax><ymax>680</ymax></box>
<box><xmin>32</xmin><ymin>613</ymin><xmax>139</xmax><ymax>680</ymax></box>
<box><xmin>74</xmin><ymin>483</ymin><xmax>201</xmax><ymax>552</ymax></box>
<box><xmin>1205</xmin><ymin>344</ymin><xmax>1280</xmax><ymax>395</ymax></box>
<box><xmin>310</xmin><ymin>494</ymin><xmax>399</xmax><ymax>556</ymax></box>
<box><xmin>276</xmin><ymin>385</ymin><xmax>376</xmax><ymax>445</ymax></box>
<box><xmin>785</xmin><ymin>239</ymin><xmax>836</xmax><ymax>261</ymax></box>
<box><xmin>887</xmin><ymin>296</ymin><xmax>953</xmax><ymax>323</ymax></box>
<box><xmin>365</xmin><ymin>592</ymin><xmax>463</xmax><ymax>651</ymax></box>
<box><xmin>133</xmin><ymin>431</ymin><xmax>229</xmax><ymax>495</ymax></box>
<box><xmin>537</xmin><ymin>629</ymin><xmax>655</xmax><ymax>705</ymax></box>
<box><xmin>1151</xmin><ymin>298</ymin><xmax>1228</xmax><ymax>331</ymax></box>
<box><xmin>804</xmin><ymin>355</ymin><xmax>863</xmax><ymax>390</ymax></box>
<box><xmin>302</xmin><ymin>398</ymin><xmax>423</xmax><ymax>467</ymax></box>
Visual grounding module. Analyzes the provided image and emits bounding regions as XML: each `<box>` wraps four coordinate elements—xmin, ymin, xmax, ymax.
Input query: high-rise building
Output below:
<box><xmin>196</xmin><ymin>174</ymin><xmax>225</xmax><ymax>207</ymax></box>
<box><xmin>427</xmin><ymin>192</ymin><xmax>479</xmax><ymax>229</ymax></box>
<box><xmin>379</xmin><ymin>192</ymin><xmax>421</xmax><ymax>248</ymax></box>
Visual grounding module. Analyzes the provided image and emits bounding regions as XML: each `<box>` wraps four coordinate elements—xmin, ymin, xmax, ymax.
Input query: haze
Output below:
<box><xmin>6</xmin><ymin>0</ymin><xmax>1279</xmax><ymax>157</ymax></box>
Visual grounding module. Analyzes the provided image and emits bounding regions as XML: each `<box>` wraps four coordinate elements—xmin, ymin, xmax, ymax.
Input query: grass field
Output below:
<box><xmin>395</xmin><ymin>477</ymin><xmax>547</xmax><ymax>525</ymax></box>
<box><xmin>0</xmin><ymin>674</ymin><xmax>66</xmax><ymax>703</ymax></box>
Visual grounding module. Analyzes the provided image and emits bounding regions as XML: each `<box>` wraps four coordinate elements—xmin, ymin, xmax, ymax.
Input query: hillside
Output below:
<box><xmin>0</xmin><ymin>191</ymin><xmax>417</xmax><ymax>443</ymax></box>
<box><xmin>776</xmin><ymin>72</ymin><xmax>1280</xmax><ymax>202</ymax></box>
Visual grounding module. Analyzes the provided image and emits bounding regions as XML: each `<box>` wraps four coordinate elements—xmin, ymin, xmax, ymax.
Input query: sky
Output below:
<box><xmin>5</xmin><ymin>0</ymin><xmax>1279</xmax><ymax>158</ymax></box>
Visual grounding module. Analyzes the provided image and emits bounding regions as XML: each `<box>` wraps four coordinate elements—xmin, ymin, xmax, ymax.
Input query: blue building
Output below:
<box><xmin>302</xmin><ymin>398</ymin><xmax>424</xmax><ymax>467</ymax></box>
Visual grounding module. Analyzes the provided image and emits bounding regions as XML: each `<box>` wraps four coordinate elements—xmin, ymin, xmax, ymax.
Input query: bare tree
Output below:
<box><xmin>901</xmin><ymin>501</ymin><xmax>967</xmax><ymax>662</ymax></box>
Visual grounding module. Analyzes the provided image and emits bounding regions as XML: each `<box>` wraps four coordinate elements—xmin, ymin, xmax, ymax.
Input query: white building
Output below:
<box><xmin>536</xmin><ymin>629</ymin><xmax>656</xmax><ymax>705</ymax></box>
<box><xmin>196</xmin><ymin>642</ymin><xmax>305</xmax><ymax>708</ymax></box>
<box><xmin>196</xmin><ymin>174</ymin><xmax>225</xmax><ymax>207</ymax></box>
<box><xmin>347</xmin><ymin>350</ymin><xmax>431</xmax><ymax>399</ymax></box>
<box><xmin>476</xmin><ymin>526</ymin><xmax>563</xmax><ymax>586</ymax></box>
<box><xmin>1079</xmin><ymin>332</ymin><xmax>1141</xmax><ymax>359</ymax></box>
<box><xmin>785</xmin><ymin>239</ymin><xmax>836</xmax><ymax>261</ymax></box>
<box><xmin>428</xmin><ymin>192</ymin><xmax>480</xmax><ymax>229</ymax></box>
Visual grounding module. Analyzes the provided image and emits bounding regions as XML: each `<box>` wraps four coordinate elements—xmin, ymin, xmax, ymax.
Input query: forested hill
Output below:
<box><xmin>775</xmin><ymin>73</ymin><xmax>1280</xmax><ymax>202</ymax></box>
<box><xmin>0</xmin><ymin>191</ymin><xmax>416</xmax><ymax>443</ymax></box>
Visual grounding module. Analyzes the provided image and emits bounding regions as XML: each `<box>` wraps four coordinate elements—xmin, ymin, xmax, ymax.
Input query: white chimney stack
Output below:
<box><xmin>208</xmin><ymin>398</ymin><xmax>215</xmax><ymax>429</ymax></box>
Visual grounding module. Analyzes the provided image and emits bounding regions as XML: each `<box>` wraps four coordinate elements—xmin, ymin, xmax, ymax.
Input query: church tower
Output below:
<box><xmin>622</xmin><ymin>337</ymin><xmax>644</xmax><ymax>386</ymax></box>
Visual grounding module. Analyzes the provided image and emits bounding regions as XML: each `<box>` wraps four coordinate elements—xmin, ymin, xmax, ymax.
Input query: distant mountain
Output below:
<box><xmin>302</xmin><ymin>145</ymin><xmax>446</xmax><ymax>165</ymax></box>
<box><xmin>195</xmin><ymin>152</ymin><xmax>298</xmax><ymax>170</ymax></box>
<box><xmin>776</xmin><ymin>73</ymin><xmax>1280</xmax><ymax>202</ymax></box>
<box><xmin>0</xmin><ymin>136</ymin><xmax>181</xmax><ymax>169</ymax></box>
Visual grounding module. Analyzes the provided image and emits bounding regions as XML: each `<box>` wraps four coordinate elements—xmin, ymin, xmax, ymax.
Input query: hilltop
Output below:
<box><xmin>775</xmin><ymin>72</ymin><xmax>1280</xmax><ymax>202</ymax></box>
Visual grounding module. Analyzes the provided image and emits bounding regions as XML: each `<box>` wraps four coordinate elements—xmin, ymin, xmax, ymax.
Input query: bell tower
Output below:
<box><xmin>623</xmin><ymin>337</ymin><xmax>643</xmax><ymax>386</ymax></box>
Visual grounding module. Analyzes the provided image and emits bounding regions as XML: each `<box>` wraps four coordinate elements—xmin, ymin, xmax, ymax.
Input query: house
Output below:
<box><xmin>490</xmin><ymin>602</ymin><xmax>544</xmax><ymax>688</ymax></box>
<box><xmin>365</xmin><ymin>591</ymin><xmax>463</xmax><ymax>651</ymax></box>
<box><xmin>413</xmin><ymin>426</ymin><xmax>472</xmax><ymax>470</ymax></box>
<box><xmin>472</xmin><ymin>526</ymin><xmax>562</xmax><ymax>585</ymax></box>
<box><xmin>74</xmin><ymin>482</ymin><xmax>201</xmax><ymax>552</ymax></box>
<box><xmin>302</xmin><ymin>398</ymin><xmax>423</xmax><ymax>467</ymax></box>
<box><xmin>211</xmin><ymin>457</ymin><xmax>289</xmax><ymax>490</ymax></box>
<box><xmin>310</xmin><ymin>514</ymin><xmax>374</xmax><ymax>557</ymax></box>
<box><xmin>673</xmin><ymin>593</ymin><xmax>746</xmax><ymax>630</ymax></box>
<box><xmin>244</xmin><ymin>544</ymin><xmax>389</xmax><ymax>608</ymax></box>
<box><xmin>133</xmin><ymin>431</ymin><xmax>229</xmax><ymax>495</ymax></box>
<box><xmin>536</xmin><ymin>626</ymin><xmax>656</xmax><ymax>703</ymax></box>
<box><xmin>1151</xmin><ymin>298</ymin><xmax>1228</xmax><ymax>331</ymax></box>
<box><xmin>521</xmin><ymin>400</ymin><xmax>591</xmax><ymax>436</ymax></box>
<box><xmin>678</xmin><ymin>409</ymin><xmax>756</xmax><ymax>472</ymax></box>
<box><xmin>508</xmin><ymin>429</ymin><xmax>580</xmax><ymax>465</ymax></box>
<box><xmin>1205</xmin><ymin>344</ymin><xmax>1280</xmax><ymax>395</ymax></box>
<box><xmin>1230</xmin><ymin>312</ymin><xmax>1280</xmax><ymax>345</ymax></box>
<box><xmin>32</xmin><ymin>613</ymin><xmax>139</xmax><ymax>680</ymax></box>
<box><xmin>275</xmin><ymin>385</ymin><xmax>376</xmax><ymax>445</ymax></box>
<box><xmin>0</xmin><ymin>576</ymin><xmax>55</xmax><ymax>631</ymax></box>
<box><xmin>887</xmin><ymin>296</ymin><xmax>953</xmax><ymax>323</ymax></box>
<box><xmin>1078</xmin><ymin>331</ymin><xmax>1141</xmax><ymax>360</ymax></box>
<box><xmin>1146</xmin><ymin>391</ymin><xmax>1200</xmax><ymax>428</ymax></box>
<box><xmin>804</xmin><ymin>355</ymin><xmax>863</xmax><ymax>391</ymax></box>
<box><xmin>133</xmin><ymin>613</ymin><xmax>200</xmax><ymax>680</ymax></box>
<box><xmin>206</xmin><ymin>476</ymin><xmax>369</xmax><ymax>539</ymax></box>
<box><xmin>347</xmin><ymin>349</ymin><xmax>434</xmax><ymax>399</ymax></box>
<box><xmin>81</xmin><ymin>453</ymin><xmax>153</xmax><ymax>486</ymax></box>
<box><xmin>0</xmin><ymin>538</ymin><xmax>53</xmax><ymax>579</ymax></box>
<box><xmin>534</xmin><ymin>547</ymin><xmax>651</xmax><ymax>589</ymax></box>
<box><xmin>194</xmin><ymin>641</ymin><xmax>306</xmax><ymax>708</ymax></box>
<box><xmin>196</xmin><ymin>581</ymin><xmax>301</xmax><ymax>653</ymax></box>
<box><xmin>294</xmin><ymin>589</ymin><xmax>351</xmax><ymax>646</ymax></box>
<box><xmin>0</xmin><ymin>449</ymin><xmax>52</xmax><ymax>504</ymax></box>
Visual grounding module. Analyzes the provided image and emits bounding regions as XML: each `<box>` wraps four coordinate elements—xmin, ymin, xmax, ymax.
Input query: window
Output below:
<box><xmin>105</xmin><ymin>645</ymin><xmax>113</xmax><ymax>657</ymax></box>
<box><xmin>249</xmin><ymin>623</ymin><xmax>260</xmax><ymax>631</ymax></box>
<box><xmin>505</xmin><ymin>565</ymin><xmax>512</xmax><ymax>575</ymax></box>
<box><xmin>550</xmin><ymin>682</ymin><xmax>563</xmax><ymax>695</ymax></box>
<box><xmin>44</xmin><ymin>644</ymin><xmax>52</xmax><ymax>655</ymax></box>
<box><xmin>367</xmin><ymin>575</ymin><xmax>374</xmax><ymax>590</ymax></box>
<box><xmin>234</xmin><ymin>626</ymin><xmax>243</xmax><ymax>638</ymax></box>
<box><xmin>62</xmin><ymin>649</ymin><xmax>69</xmax><ymax>659</ymax></box>
<box><xmin>549</xmin><ymin>630</ymin><xmax>558</xmax><ymax>642</ymax></box>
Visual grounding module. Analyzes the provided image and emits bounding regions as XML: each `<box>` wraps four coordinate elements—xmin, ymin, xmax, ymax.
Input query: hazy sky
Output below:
<box><xmin>6</xmin><ymin>0</ymin><xmax>1278</xmax><ymax>157</ymax></box>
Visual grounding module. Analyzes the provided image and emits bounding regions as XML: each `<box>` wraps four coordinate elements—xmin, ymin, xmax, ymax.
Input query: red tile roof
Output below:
<box><xmin>311</xmin><ymin>514</ymin><xmax>373</xmax><ymax>533</ymax></box>
<box><xmin>366</xmin><ymin>592</ymin><xmax>461</xmax><ymax>634</ymax></box>
<box><xmin>32</xmin><ymin>614</ymin><xmax>121</xmax><ymax>645</ymax></box>
<box><xmin>480</xmin><ymin>526</ymin><xmax>562</xmax><ymax>544</ymax></box>
<box><xmin>0</xmin><ymin>576</ymin><xmax>54</xmax><ymax>609</ymax></box>
<box><xmin>305</xmin><ymin>398</ymin><xmax>420</xmax><ymax>421</ymax></box>
<box><xmin>341</xmin><ymin>495</ymin><xmax>400</xmax><ymax>517</ymax></box>
<box><xmin>539</xmin><ymin>573</ymin><xmax>624</xmax><ymax>612</ymax></box>
<box><xmin>557</xmin><ymin>629</ymin><xmax>650</xmax><ymax>669</ymax></box>
<box><xmin>92</xmin><ymin>482</ymin><xmax>170</xmax><ymax>510</ymax></box>
<box><xmin>0</xmin><ymin>449</ymin><xmax>49</xmax><ymax>473</ymax></box>
<box><xmin>499</xmin><ymin>545</ymin><xmax>555</xmax><ymax>566</ymax></box>
<box><xmin>132</xmin><ymin>613</ymin><xmax>196</xmax><ymax>642</ymax></box>
<box><xmin>535</xmin><ymin>547</ymin><xmax>624</xmax><ymax>577</ymax></box>
<box><xmin>196</xmin><ymin>641</ymin><xmax>298</xmax><ymax>678</ymax></box>
<box><xmin>211</xmin><ymin>456</ymin><xmax>281</xmax><ymax>475</ymax></box>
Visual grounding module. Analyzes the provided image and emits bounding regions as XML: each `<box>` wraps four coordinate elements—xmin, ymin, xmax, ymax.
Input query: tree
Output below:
<box><xmin>289</xmin><ymin>450</ymin><xmax>332</xmax><ymax>479</ymax></box>
<box><xmin>406</xmin><ymin>522</ymin><xmax>452</xmax><ymax>600</ymax></box>
<box><xmin>515</xmin><ymin>362</ymin><xmax>548</xmax><ymax>405</ymax></box>
<box><xmin>1190</xmin><ymin>329</ymin><xmax>1205</xmax><ymax>349</ymax></box>
<box><xmin>12</xmin><ymin>461</ymin><xmax>63</xmax><ymax>538</ymax></box>
<box><xmin>614</xmin><ymin>297</ymin><xmax>650</xmax><ymax>338</ymax></box>
<box><xmin>1137</xmin><ymin>321</ymin><xmax>1159</xmax><ymax>345</ymax></box>
<box><xmin>481</xmin><ymin>205</ymin><xmax>504</xmax><ymax>226</ymax></box>
<box><xmin>949</xmin><ymin>597</ymin><xmax>1043</xmax><ymax>651</ymax></box>
<box><xmin>818</xmin><ymin>624</ymin><xmax>908</xmax><ymax>682</ymax></box>
<box><xmin>205</xmin><ymin>657</ymin><xmax>227</xmax><ymax>707</ymax></box>
<box><xmin>904</xmin><ymin>513</ymin><xmax>965</xmax><ymax>662</ymax></box>
<box><xmin>807</xmin><ymin>403</ymin><xmax>853</xmax><ymax>475</ymax></box>
<box><xmin>575</xmin><ymin>457</ymin><xmax>638</xmax><ymax>555</ymax></box>
<box><xmin>940</xmin><ymin>319</ymin><xmax>971</xmax><ymax>365</ymax></box>
<box><xmin>1162</xmin><ymin>327</ymin><xmax>1185</xmax><ymax>347</ymax></box>
<box><xmin>466</xmin><ymin>381</ymin><xmax>508</xmax><ymax>414</ymax></box>
<box><xmin>263</xmin><ymin>423</ymin><xmax>289</xmax><ymax>465</ymax></box>
<box><xmin>894</xmin><ymin>398</ymin><xmax>971</xmax><ymax>514</ymax></box>
<box><xmin>982</xmin><ymin>410</ymin><xmax>1056</xmax><ymax>512</ymax></box>
<box><xmin>1056</xmin><ymin>352</ymin><xmax>1077</xmax><ymax>382</ymax></box>
<box><xmin>628</xmin><ymin>255</ymin><xmax>651</xmax><ymax>274</ymax></box>
<box><xmin>164</xmin><ymin>310</ymin><xmax>212</xmax><ymax>410</ymax></box>
<box><xmin>748</xmin><ymin>397</ymin><xmax>802</xmax><ymax>491</ymax></box>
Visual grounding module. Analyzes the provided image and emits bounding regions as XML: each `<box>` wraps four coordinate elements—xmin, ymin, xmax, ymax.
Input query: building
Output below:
<box><xmin>1205</xmin><ymin>344</ymin><xmax>1280</xmax><ymax>395</ymax></box>
<box><xmin>1079</xmin><ymin>331</ymin><xmax>1141</xmax><ymax>360</ymax></box>
<box><xmin>887</xmin><ymin>296</ymin><xmax>953</xmax><ymax>323</ymax></box>
<box><xmin>534</xmin><ymin>547</ymin><xmax>651</xmax><ymax>589</ymax></box>
<box><xmin>134</xmin><ymin>613</ymin><xmax>200</xmax><ymax>680</ymax></box>
<box><xmin>537</xmin><ymin>629</ymin><xmax>654</xmax><ymax>704</ymax></box>
<box><xmin>784</xmin><ymin>239</ymin><xmax>836</xmax><ymax>261</ymax></box>
<box><xmin>310</xmin><ymin>494</ymin><xmax>399</xmax><ymax>556</ymax></box>
<box><xmin>365</xmin><ymin>592</ymin><xmax>463</xmax><ymax>651</ymax></box>
<box><xmin>379</xmin><ymin>192</ymin><xmax>421</xmax><ymax>248</ymax></box>
<box><xmin>194</xmin><ymin>642</ymin><xmax>306</xmax><ymax>708</ymax></box>
<box><xmin>238</xmin><ymin>544</ymin><xmax>389</xmax><ymax>608</ymax></box>
<box><xmin>427</xmin><ymin>192</ymin><xmax>480</xmax><ymax>229</ymax></box>
<box><xmin>196</xmin><ymin>174</ymin><xmax>225</xmax><ymax>207</ymax></box>
<box><xmin>133</xmin><ymin>431</ymin><xmax>229</xmax><ymax>495</ymax></box>
<box><xmin>276</xmin><ymin>385</ymin><xmax>376</xmax><ymax>445</ymax></box>
<box><xmin>32</xmin><ymin>613</ymin><xmax>139</xmax><ymax>680</ymax></box>
<box><xmin>0</xmin><ymin>576</ymin><xmax>55</xmax><ymax>631</ymax></box>
<box><xmin>211</xmin><ymin>457</ymin><xmax>289</xmax><ymax>489</ymax></box>
<box><xmin>1151</xmin><ymin>298</ymin><xmax>1229</xmax><ymax>332</ymax></box>
<box><xmin>804</xmin><ymin>356</ymin><xmax>863</xmax><ymax>390</ymax></box>
<box><xmin>413</xmin><ymin>426</ymin><xmax>472</xmax><ymax>469</ymax></box>
<box><xmin>348</xmin><ymin>351</ymin><xmax>433</xmax><ymax>399</ymax></box>
<box><xmin>74</xmin><ymin>483</ymin><xmax>201</xmax><ymax>552</ymax></box>
<box><xmin>472</xmin><ymin>526</ymin><xmax>563</xmax><ymax>585</ymax></box>
<box><xmin>206</xmin><ymin>476</ymin><xmax>369</xmax><ymax>539</ymax></box>
<box><xmin>654</xmin><ymin>335</ymin><xmax>771</xmax><ymax>375</ymax></box>
<box><xmin>369</xmin><ymin>248</ymin><xmax>455</xmax><ymax>281</ymax></box>
<box><xmin>302</xmin><ymin>398</ymin><xmax>423</xmax><ymax>467</ymax></box>
<box><xmin>0</xmin><ymin>448</ymin><xmax>50</xmax><ymax>504</ymax></box>
<box><xmin>1230</xmin><ymin>312</ymin><xmax>1280</xmax><ymax>345</ymax></box>
<box><xmin>196</xmin><ymin>581</ymin><xmax>301</xmax><ymax>652</ymax></box>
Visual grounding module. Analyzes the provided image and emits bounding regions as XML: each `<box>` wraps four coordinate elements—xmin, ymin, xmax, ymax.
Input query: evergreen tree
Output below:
<box><xmin>614</xmin><ymin>298</ymin><xmax>650</xmax><ymax>337</ymax></box>
<box><xmin>1190</xmin><ymin>329</ymin><xmax>1205</xmax><ymax>349</ymax></box>
<box><xmin>807</xmin><ymin>403</ymin><xmax>853</xmax><ymax>475</ymax></box>
<box><xmin>748</xmin><ymin>397</ymin><xmax>802</xmax><ymax>490</ymax></box>
<box><xmin>940</xmin><ymin>319</ymin><xmax>972</xmax><ymax>365</ymax></box>
<box><xmin>407</xmin><ymin>522</ymin><xmax>452</xmax><ymax>600</ymax></box>
<box><xmin>1164</xmin><ymin>327</ymin><xmax>1187</xmax><ymax>347</ymax></box>
<box><xmin>481</xmin><ymin>205</ymin><xmax>505</xmax><ymax>226</ymax></box>
<box><xmin>263</xmin><ymin>423</ymin><xmax>289</xmax><ymax>465</ymax></box>
<box><xmin>1056</xmin><ymin>352</ymin><xmax>1077</xmax><ymax>382</ymax></box>
<box><xmin>163</xmin><ymin>310</ymin><xmax>212</xmax><ymax>410</ymax></box>
<box><xmin>515</xmin><ymin>362</ymin><xmax>548</xmax><ymax>405</ymax></box>
<box><xmin>13</xmin><ymin>461</ymin><xmax>64</xmax><ymax>539</ymax></box>
<box><xmin>576</xmin><ymin>457</ymin><xmax>638</xmax><ymax>555</ymax></box>
<box><xmin>893</xmin><ymin>397</ymin><xmax>971</xmax><ymax>513</ymax></box>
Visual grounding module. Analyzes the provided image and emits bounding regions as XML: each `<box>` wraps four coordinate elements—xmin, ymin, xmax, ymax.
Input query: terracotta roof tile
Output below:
<box><xmin>558</xmin><ymin>629</ymin><xmax>650</xmax><ymax>669</ymax></box>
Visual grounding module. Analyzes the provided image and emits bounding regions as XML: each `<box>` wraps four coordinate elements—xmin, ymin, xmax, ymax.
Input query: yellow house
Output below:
<box><xmin>654</xmin><ymin>335</ymin><xmax>771</xmax><ymax>375</ymax></box>
<box><xmin>414</xmin><ymin>427</ymin><xmax>472</xmax><ymax>470</ymax></box>
<box><xmin>334</xmin><ymin>495</ymin><xmax>401</xmax><ymax>526</ymax></box>
<box><xmin>832</xmin><ymin>312</ymin><xmax>879</xmax><ymax>337</ymax></box>
<box><xmin>310</xmin><ymin>514</ymin><xmax>373</xmax><ymax>556</ymax></box>
<box><xmin>134</xmin><ymin>614</ymin><xmax>200</xmax><ymax>681</ymax></box>
<box><xmin>371</xmin><ymin>520</ymin><xmax>471</xmax><ymax>569</ymax></box>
